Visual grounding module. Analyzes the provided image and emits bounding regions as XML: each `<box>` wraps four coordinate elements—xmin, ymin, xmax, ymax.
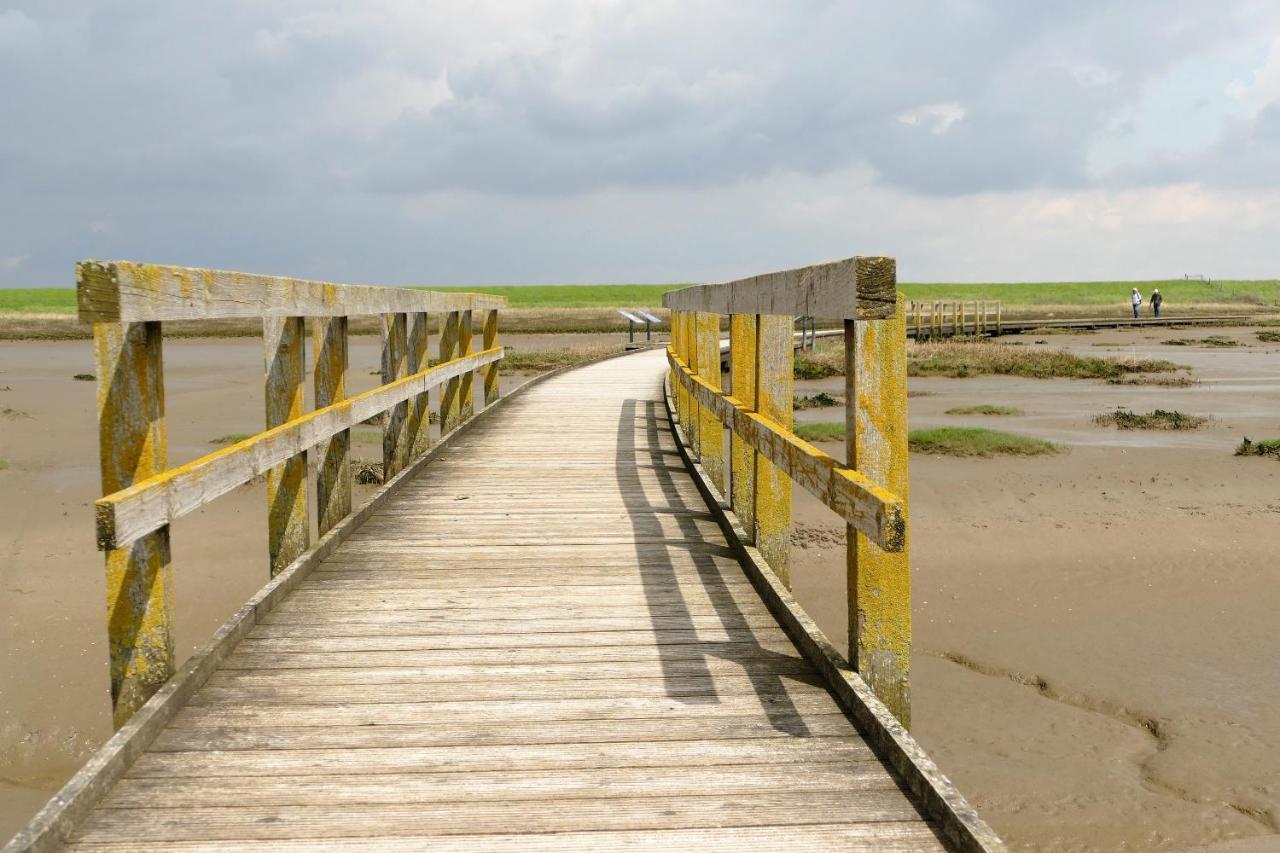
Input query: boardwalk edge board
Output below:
<box><xmin>663</xmin><ymin>375</ymin><xmax>1006</xmax><ymax>853</ymax></box>
<box><xmin>3</xmin><ymin>349</ymin><xmax>643</xmax><ymax>853</ymax></box>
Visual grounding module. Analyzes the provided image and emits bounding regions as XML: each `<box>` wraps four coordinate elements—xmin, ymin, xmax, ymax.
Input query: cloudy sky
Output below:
<box><xmin>2</xmin><ymin>1</ymin><xmax>1279</xmax><ymax>286</ymax></box>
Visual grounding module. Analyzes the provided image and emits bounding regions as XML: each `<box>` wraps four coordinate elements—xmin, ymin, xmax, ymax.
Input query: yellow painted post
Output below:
<box><xmin>729</xmin><ymin>314</ymin><xmax>757</xmax><ymax>537</ymax></box>
<box><xmin>407</xmin><ymin>311</ymin><xmax>431</xmax><ymax>457</ymax></box>
<box><xmin>755</xmin><ymin>314</ymin><xmax>793</xmax><ymax>586</ymax></box>
<box><xmin>313</xmin><ymin>316</ymin><xmax>351</xmax><ymax>537</ymax></box>
<box><xmin>439</xmin><ymin>311</ymin><xmax>461</xmax><ymax>433</ymax></box>
<box><xmin>695</xmin><ymin>312</ymin><xmax>726</xmax><ymax>494</ymax></box>
<box><xmin>996</xmin><ymin>301</ymin><xmax>1003</xmax><ymax>335</ymax></box>
<box><xmin>933</xmin><ymin>301</ymin><xmax>942</xmax><ymax>339</ymax></box>
<box><xmin>264</xmin><ymin>316</ymin><xmax>309</xmax><ymax>576</ymax></box>
<box><xmin>914</xmin><ymin>301</ymin><xmax>923</xmax><ymax>341</ymax></box>
<box><xmin>95</xmin><ymin>320</ymin><xmax>175</xmax><ymax>728</ymax></box>
<box><xmin>482</xmin><ymin>309</ymin><xmax>500</xmax><ymax>406</ymax></box>
<box><xmin>686</xmin><ymin>311</ymin><xmax>702</xmax><ymax>457</ymax></box>
<box><xmin>952</xmin><ymin>302</ymin><xmax>959</xmax><ymax>336</ymax></box>
<box><xmin>458</xmin><ymin>309</ymin><xmax>475</xmax><ymax>422</ymax></box>
<box><xmin>847</xmin><ymin>293</ymin><xmax>911</xmax><ymax>726</ymax></box>
<box><xmin>680</xmin><ymin>311</ymin><xmax>693</xmax><ymax>434</ymax></box>
<box><xmin>381</xmin><ymin>312</ymin><xmax>410</xmax><ymax>478</ymax></box>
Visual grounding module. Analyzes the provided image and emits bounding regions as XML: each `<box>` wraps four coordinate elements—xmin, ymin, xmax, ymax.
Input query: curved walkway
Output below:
<box><xmin>58</xmin><ymin>350</ymin><xmax>946</xmax><ymax>851</ymax></box>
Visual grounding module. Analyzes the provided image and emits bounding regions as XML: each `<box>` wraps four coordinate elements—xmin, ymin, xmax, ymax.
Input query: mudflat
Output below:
<box><xmin>2</xmin><ymin>327</ymin><xmax>1278</xmax><ymax>851</ymax></box>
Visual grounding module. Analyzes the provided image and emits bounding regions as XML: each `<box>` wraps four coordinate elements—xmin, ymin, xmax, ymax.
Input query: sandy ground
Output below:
<box><xmin>790</xmin><ymin>326</ymin><xmax>1280</xmax><ymax>852</ymax></box>
<box><xmin>2</xmin><ymin>326</ymin><xmax>1278</xmax><ymax>850</ymax></box>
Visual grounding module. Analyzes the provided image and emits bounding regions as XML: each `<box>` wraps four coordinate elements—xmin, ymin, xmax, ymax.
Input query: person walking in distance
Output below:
<box><xmin>1151</xmin><ymin>288</ymin><xmax>1163</xmax><ymax>318</ymax></box>
<box><xmin>1131</xmin><ymin>287</ymin><xmax>1142</xmax><ymax>319</ymax></box>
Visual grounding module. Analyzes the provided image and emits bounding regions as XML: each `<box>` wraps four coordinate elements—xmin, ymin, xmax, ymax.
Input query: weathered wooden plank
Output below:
<box><xmin>438</xmin><ymin>310</ymin><xmax>462</xmax><ymax>433</ymax></box>
<box><xmin>94</xmin><ymin>348</ymin><xmax>503</xmax><ymax>550</ymax></box>
<box><xmin>253</xmin><ymin>612</ymin><xmax>784</xmax><ymax>636</ymax></box>
<box><xmin>406</xmin><ymin>311</ymin><xmax>431</xmax><ymax>457</ymax></box>
<box><xmin>71</xmin><ymin>791</ymin><xmax>927</xmax><ymax>843</ymax></box>
<box><xmin>380</xmin><ymin>313</ymin><xmax>410</xmax><ymax>478</ymax></box>
<box><xmin>94</xmin><ymin>320</ymin><xmax>175</xmax><ymax>728</ymax></box>
<box><xmin>667</xmin><ymin>349</ymin><xmax>905</xmax><ymax>553</ymax></box>
<box><xmin>729</xmin><ymin>313</ymin><xmax>757</xmax><ymax>538</ymax></box>
<box><xmin>124</xmin><ymin>736</ymin><xmax>874</xmax><ymax>778</ymax></box>
<box><xmin>312</xmin><ymin>316</ymin><xmax>351</xmax><ymax>537</ymax></box>
<box><xmin>661</xmin><ymin>256</ymin><xmax>896</xmax><ymax>320</ymax></box>
<box><xmin>240</xmin><ymin>627</ymin><xmax>793</xmax><ymax>652</ymax></box>
<box><xmin>849</xmin><ymin>300</ymin><xmax>913</xmax><ymax>725</ymax></box>
<box><xmin>63</xmin><ymin>824</ymin><xmax>946</xmax><ymax>852</ymax></box>
<box><xmin>264</xmin><ymin>316</ymin><xmax>309</xmax><ymax>575</ymax></box>
<box><xmin>482</xmin><ymin>309</ymin><xmax>500</xmax><ymax>406</ymax></box>
<box><xmin>103</xmin><ymin>760</ymin><xmax>888</xmax><ymax>804</ymax></box>
<box><xmin>76</xmin><ymin>260</ymin><xmax>505</xmax><ymax>322</ymax></box>
<box><xmin>695</xmin><ymin>312</ymin><xmax>726</xmax><ymax>493</ymax></box>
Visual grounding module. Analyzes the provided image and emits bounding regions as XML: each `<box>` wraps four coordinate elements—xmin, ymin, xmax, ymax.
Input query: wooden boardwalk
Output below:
<box><xmin>53</xmin><ymin>350</ymin><xmax>949</xmax><ymax>851</ymax></box>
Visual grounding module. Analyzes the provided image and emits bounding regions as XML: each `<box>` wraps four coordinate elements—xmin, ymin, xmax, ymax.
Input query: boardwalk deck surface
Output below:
<box><xmin>60</xmin><ymin>350</ymin><xmax>948</xmax><ymax>851</ymax></box>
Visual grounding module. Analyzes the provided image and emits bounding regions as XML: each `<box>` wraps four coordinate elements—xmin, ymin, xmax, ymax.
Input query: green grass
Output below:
<box><xmin>1105</xmin><ymin>375</ymin><xmax>1198</xmax><ymax>387</ymax></box>
<box><xmin>794</xmin><ymin>348</ymin><xmax>844</xmax><ymax>379</ymax></box>
<box><xmin>908</xmin><ymin>341</ymin><xmax>1185</xmax><ymax>380</ymax></box>
<box><xmin>501</xmin><ymin>346</ymin><xmax>622</xmax><ymax>371</ymax></box>
<box><xmin>794</xmin><ymin>422</ymin><xmax>847</xmax><ymax>443</ymax></box>
<box><xmin>9</xmin><ymin>277</ymin><xmax>1279</xmax><ymax>315</ymax></box>
<box><xmin>944</xmin><ymin>404</ymin><xmax>1023</xmax><ymax>416</ymax></box>
<box><xmin>1093</xmin><ymin>408</ymin><xmax>1208</xmax><ymax>430</ymax></box>
<box><xmin>1161</xmin><ymin>336</ymin><xmax>1240</xmax><ymax>347</ymax></box>
<box><xmin>209</xmin><ymin>432</ymin><xmax>253</xmax><ymax>445</ymax></box>
<box><xmin>1236</xmin><ymin>438</ymin><xmax>1280</xmax><ymax>458</ymax></box>
<box><xmin>0</xmin><ymin>458</ymin><xmax>9</xmax><ymax>471</ymax></box>
<box><xmin>1255</xmin><ymin>331</ymin><xmax>1280</xmax><ymax>343</ymax></box>
<box><xmin>909</xmin><ymin>427</ymin><xmax>1061</xmax><ymax>457</ymax></box>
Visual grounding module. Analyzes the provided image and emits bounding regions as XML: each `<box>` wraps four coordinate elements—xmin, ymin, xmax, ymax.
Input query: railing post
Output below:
<box><xmin>695</xmin><ymin>312</ymin><xmax>726</xmax><ymax>493</ymax></box>
<box><xmin>996</xmin><ymin>301</ymin><xmax>1003</xmax><ymax>336</ymax></box>
<box><xmin>439</xmin><ymin>310</ymin><xmax>461</xmax><ymax>433</ymax></box>
<box><xmin>729</xmin><ymin>314</ymin><xmax>757</xmax><ymax>538</ymax></box>
<box><xmin>482</xmin><ymin>309</ymin><xmax>500</xmax><ymax>406</ymax></box>
<box><xmin>673</xmin><ymin>309</ymin><xmax>688</xmax><ymax>429</ymax></box>
<box><xmin>381</xmin><ymin>312</ymin><xmax>410</xmax><ymax>478</ymax></box>
<box><xmin>686</xmin><ymin>312</ymin><xmax>702</xmax><ymax>457</ymax></box>
<box><xmin>264</xmin><ymin>316</ymin><xmax>309</xmax><ymax>576</ymax></box>
<box><xmin>313</xmin><ymin>316</ymin><xmax>351</xmax><ymax>537</ymax></box>
<box><xmin>458</xmin><ymin>309</ymin><xmax>475</xmax><ymax>422</ymax></box>
<box><xmin>407</xmin><ymin>311</ymin><xmax>432</xmax><ymax>457</ymax></box>
<box><xmin>847</xmin><ymin>294</ymin><xmax>912</xmax><ymax>726</ymax></box>
<box><xmin>755</xmin><ymin>314</ymin><xmax>793</xmax><ymax>586</ymax></box>
<box><xmin>94</xmin><ymin>320</ymin><xmax>175</xmax><ymax>728</ymax></box>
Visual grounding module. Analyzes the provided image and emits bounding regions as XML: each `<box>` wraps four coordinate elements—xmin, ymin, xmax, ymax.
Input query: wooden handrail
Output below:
<box><xmin>664</xmin><ymin>255</ymin><xmax>913</xmax><ymax>726</ymax></box>
<box><xmin>908</xmin><ymin>299</ymin><xmax>1002</xmax><ymax>338</ymax></box>
<box><xmin>83</xmin><ymin>260</ymin><xmax>506</xmax><ymax>727</ymax></box>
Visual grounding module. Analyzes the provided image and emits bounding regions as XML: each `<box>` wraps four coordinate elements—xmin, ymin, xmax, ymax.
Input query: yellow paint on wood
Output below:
<box><xmin>439</xmin><ymin>311</ymin><xmax>461</xmax><ymax>433</ymax></box>
<box><xmin>482</xmin><ymin>310</ymin><xmax>500</xmax><ymax>406</ymax></box>
<box><xmin>94</xmin><ymin>321</ymin><xmax>175</xmax><ymax>728</ymax></box>
<box><xmin>695</xmin><ymin>312</ymin><xmax>725</xmax><ymax>494</ymax></box>
<box><xmin>848</xmin><ymin>293</ymin><xmax>912</xmax><ymax>727</ymax></box>
<box><xmin>313</xmin><ymin>316</ymin><xmax>351</xmax><ymax>537</ymax></box>
<box><xmin>458</xmin><ymin>310</ymin><xmax>475</xmax><ymax>422</ymax></box>
<box><xmin>754</xmin><ymin>314</ymin><xmax>793</xmax><ymax>586</ymax></box>
<box><xmin>381</xmin><ymin>313</ymin><xmax>410</xmax><ymax>478</ymax></box>
<box><xmin>729</xmin><ymin>314</ymin><xmax>757</xmax><ymax>538</ymax></box>
<box><xmin>407</xmin><ymin>312</ymin><xmax>432</xmax><ymax>457</ymax></box>
<box><xmin>264</xmin><ymin>316</ymin><xmax>308</xmax><ymax>576</ymax></box>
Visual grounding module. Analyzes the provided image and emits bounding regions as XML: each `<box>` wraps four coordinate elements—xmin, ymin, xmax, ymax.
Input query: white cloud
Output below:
<box><xmin>1227</xmin><ymin>35</ymin><xmax>1280</xmax><ymax>113</ymax></box>
<box><xmin>896</xmin><ymin>102</ymin><xmax>967</xmax><ymax>135</ymax></box>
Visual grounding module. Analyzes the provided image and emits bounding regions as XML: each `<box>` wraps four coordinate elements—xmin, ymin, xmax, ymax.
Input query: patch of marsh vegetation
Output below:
<box><xmin>1</xmin><ymin>407</ymin><xmax>31</xmax><ymax>420</ymax></box>
<box><xmin>1105</xmin><ymin>374</ymin><xmax>1198</xmax><ymax>387</ymax></box>
<box><xmin>0</xmin><ymin>458</ymin><xmax>9</xmax><ymax>471</ymax></box>
<box><xmin>794</xmin><ymin>422</ymin><xmax>845</xmax><ymax>443</ymax></box>
<box><xmin>72</xmin><ymin>373</ymin><xmax>95</xmax><ymax>381</ymax></box>
<box><xmin>1235</xmin><ymin>438</ymin><xmax>1280</xmax><ymax>459</ymax></box>
<box><xmin>209</xmin><ymin>433</ymin><xmax>253</xmax><ymax>445</ymax></box>
<box><xmin>944</xmin><ymin>404</ymin><xmax>1023</xmax><ymax>416</ymax></box>
<box><xmin>1093</xmin><ymin>408</ymin><xmax>1208</xmax><ymax>430</ymax></box>
<box><xmin>794</xmin><ymin>391</ymin><xmax>841</xmax><ymax>410</ymax></box>
<box><xmin>1161</xmin><ymin>335</ymin><xmax>1240</xmax><ymax>347</ymax></box>
<box><xmin>908</xmin><ymin>341</ymin><xmax>1185</xmax><ymax>380</ymax></box>
<box><xmin>351</xmin><ymin>458</ymin><xmax>384</xmax><ymax>484</ymax></box>
<box><xmin>1032</xmin><ymin>326</ymin><xmax>1091</xmax><ymax>335</ymax></box>
<box><xmin>910</xmin><ymin>427</ymin><xmax>1061</xmax><ymax>457</ymax></box>
<box><xmin>502</xmin><ymin>346</ymin><xmax>622</xmax><ymax>372</ymax></box>
<box><xmin>1255</xmin><ymin>330</ymin><xmax>1280</xmax><ymax>343</ymax></box>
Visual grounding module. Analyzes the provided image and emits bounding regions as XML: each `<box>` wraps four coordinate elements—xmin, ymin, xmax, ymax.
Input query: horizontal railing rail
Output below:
<box><xmin>663</xmin><ymin>255</ymin><xmax>913</xmax><ymax>725</ymax></box>
<box><xmin>907</xmin><ymin>299</ymin><xmax>1002</xmax><ymax>339</ymax></box>
<box><xmin>82</xmin><ymin>260</ymin><xmax>506</xmax><ymax>727</ymax></box>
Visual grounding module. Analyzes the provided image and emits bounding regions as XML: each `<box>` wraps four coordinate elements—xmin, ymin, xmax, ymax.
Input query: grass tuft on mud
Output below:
<box><xmin>909</xmin><ymin>427</ymin><xmax>1062</xmax><ymax>457</ymax></box>
<box><xmin>945</xmin><ymin>404</ymin><xmax>1023</xmax><ymax>416</ymax></box>
<box><xmin>1093</xmin><ymin>408</ymin><xmax>1208</xmax><ymax>430</ymax></box>
<box><xmin>794</xmin><ymin>392</ymin><xmax>841</xmax><ymax>410</ymax></box>
<box><xmin>210</xmin><ymin>433</ymin><xmax>253</xmax><ymax>445</ymax></box>
<box><xmin>352</xmin><ymin>458</ymin><xmax>384</xmax><ymax>484</ymax></box>
<box><xmin>908</xmin><ymin>341</ymin><xmax>1185</xmax><ymax>380</ymax></box>
<box><xmin>501</xmin><ymin>346</ymin><xmax>622</xmax><ymax>372</ymax></box>
<box><xmin>794</xmin><ymin>422</ymin><xmax>846</xmax><ymax>443</ymax></box>
<box><xmin>0</xmin><ymin>458</ymin><xmax>9</xmax><ymax>471</ymax></box>
<box><xmin>1161</xmin><ymin>336</ymin><xmax>1240</xmax><ymax>347</ymax></box>
<box><xmin>1105</xmin><ymin>374</ymin><xmax>1198</xmax><ymax>387</ymax></box>
<box><xmin>1255</xmin><ymin>331</ymin><xmax>1280</xmax><ymax>343</ymax></box>
<box><xmin>1235</xmin><ymin>437</ymin><xmax>1280</xmax><ymax>459</ymax></box>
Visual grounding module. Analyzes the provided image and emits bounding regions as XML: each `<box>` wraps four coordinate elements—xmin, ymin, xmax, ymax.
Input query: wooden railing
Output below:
<box><xmin>664</xmin><ymin>257</ymin><xmax>913</xmax><ymax>724</ymax></box>
<box><xmin>78</xmin><ymin>261</ymin><xmax>506</xmax><ymax>727</ymax></box>
<box><xmin>907</xmin><ymin>299</ymin><xmax>1002</xmax><ymax>339</ymax></box>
